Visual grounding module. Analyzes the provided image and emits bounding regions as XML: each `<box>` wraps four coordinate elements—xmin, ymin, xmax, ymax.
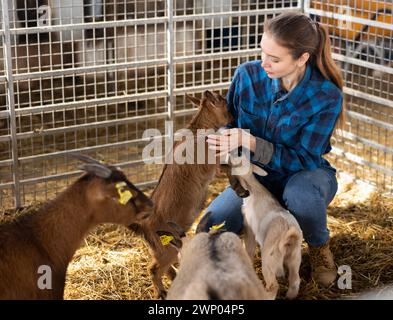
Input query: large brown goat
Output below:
<box><xmin>129</xmin><ymin>90</ymin><xmax>232</xmax><ymax>299</ymax></box>
<box><xmin>0</xmin><ymin>154</ymin><xmax>153</xmax><ymax>300</ymax></box>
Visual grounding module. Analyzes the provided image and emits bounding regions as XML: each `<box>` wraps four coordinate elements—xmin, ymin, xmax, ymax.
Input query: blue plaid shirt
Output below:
<box><xmin>227</xmin><ymin>60</ymin><xmax>343</xmax><ymax>183</ymax></box>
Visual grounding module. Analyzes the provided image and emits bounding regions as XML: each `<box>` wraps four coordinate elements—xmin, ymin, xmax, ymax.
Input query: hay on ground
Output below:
<box><xmin>1</xmin><ymin>172</ymin><xmax>393</xmax><ymax>300</ymax></box>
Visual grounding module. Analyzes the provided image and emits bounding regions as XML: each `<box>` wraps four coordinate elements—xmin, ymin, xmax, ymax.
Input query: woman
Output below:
<box><xmin>204</xmin><ymin>12</ymin><xmax>344</xmax><ymax>287</ymax></box>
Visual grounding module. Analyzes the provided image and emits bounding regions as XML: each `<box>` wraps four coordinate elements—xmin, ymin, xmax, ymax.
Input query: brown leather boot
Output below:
<box><xmin>308</xmin><ymin>241</ymin><xmax>337</xmax><ymax>287</ymax></box>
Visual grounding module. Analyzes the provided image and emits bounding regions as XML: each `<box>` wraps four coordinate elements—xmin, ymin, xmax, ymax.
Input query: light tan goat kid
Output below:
<box><xmin>229</xmin><ymin>155</ymin><xmax>303</xmax><ymax>299</ymax></box>
<box><xmin>157</xmin><ymin>217</ymin><xmax>270</xmax><ymax>300</ymax></box>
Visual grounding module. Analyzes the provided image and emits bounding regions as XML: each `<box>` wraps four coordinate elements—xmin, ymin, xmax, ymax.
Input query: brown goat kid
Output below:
<box><xmin>129</xmin><ymin>90</ymin><xmax>233</xmax><ymax>299</ymax></box>
<box><xmin>0</xmin><ymin>155</ymin><xmax>153</xmax><ymax>300</ymax></box>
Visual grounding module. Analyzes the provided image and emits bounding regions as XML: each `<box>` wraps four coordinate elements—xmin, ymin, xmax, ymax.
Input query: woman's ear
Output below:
<box><xmin>297</xmin><ymin>52</ymin><xmax>310</xmax><ymax>67</ymax></box>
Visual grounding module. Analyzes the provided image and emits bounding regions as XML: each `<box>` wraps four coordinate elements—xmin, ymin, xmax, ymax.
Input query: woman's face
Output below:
<box><xmin>260</xmin><ymin>32</ymin><xmax>301</xmax><ymax>79</ymax></box>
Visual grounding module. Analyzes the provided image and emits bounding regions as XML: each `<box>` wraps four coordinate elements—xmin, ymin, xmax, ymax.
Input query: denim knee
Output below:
<box><xmin>200</xmin><ymin>187</ymin><xmax>244</xmax><ymax>234</ymax></box>
<box><xmin>282</xmin><ymin>169</ymin><xmax>336</xmax><ymax>246</ymax></box>
<box><xmin>283</xmin><ymin>174</ymin><xmax>326</xmax><ymax>219</ymax></box>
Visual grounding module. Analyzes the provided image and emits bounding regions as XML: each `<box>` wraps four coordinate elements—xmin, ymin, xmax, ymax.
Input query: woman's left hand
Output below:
<box><xmin>207</xmin><ymin>128</ymin><xmax>256</xmax><ymax>158</ymax></box>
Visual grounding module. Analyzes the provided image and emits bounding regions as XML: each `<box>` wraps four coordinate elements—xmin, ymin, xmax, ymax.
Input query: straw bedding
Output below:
<box><xmin>1</xmin><ymin>173</ymin><xmax>392</xmax><ymax>300</ymax></box>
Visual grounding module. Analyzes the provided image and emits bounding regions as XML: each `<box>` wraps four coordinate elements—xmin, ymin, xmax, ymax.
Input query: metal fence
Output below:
<box><xmin>0</xmin><ymin>0</ymin><xmax>392</xmax><ymax>209</ymax></box>
<box><xmin>304</xmin><ymin>0</ymin><xmax>393</xmax><ymax>195</ymax></box>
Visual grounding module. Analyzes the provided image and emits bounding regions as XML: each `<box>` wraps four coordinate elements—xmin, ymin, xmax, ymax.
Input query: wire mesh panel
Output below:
<box><xmin>172</xmin><ymin>0</ymin><xmax>301</xmax><ymax>129</ymax></box>
<box><xmin>305</xmin><ymin>0</ymin><xmax>393</xmax><ymax>195</ymax></box>
<box><xmin>0</xmin><ymin>0</ymin><xmax>302</xmax><ymax>209</ymax></box>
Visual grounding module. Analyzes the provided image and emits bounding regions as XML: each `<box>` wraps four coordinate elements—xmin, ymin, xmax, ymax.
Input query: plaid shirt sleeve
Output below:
<box><xmin>268</xmin><ymin>95</ymin><xmax>343</xmax><ymax>175</ymax></box>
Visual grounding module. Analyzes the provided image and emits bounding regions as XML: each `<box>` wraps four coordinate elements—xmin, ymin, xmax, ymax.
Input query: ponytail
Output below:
<box><xmin>315</xmin><ymin>22</ymin><xmax>345</xmax><ymax>129</ymax></box>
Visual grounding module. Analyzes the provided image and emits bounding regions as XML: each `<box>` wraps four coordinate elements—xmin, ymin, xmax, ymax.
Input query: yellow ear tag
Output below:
<box><xmin>160</xmin><ymin>235</ymin><xmax>174</xmax><ymax>246</ymax></box>
<box><xmin>210</xmin><ymin>221</ymin><xmax>226</xmax><ymax>231</ymax></box>
<box><xmin>115</xmin><ymin>182</ymin><xmax>133</xmax><ymax>205</ymax></box>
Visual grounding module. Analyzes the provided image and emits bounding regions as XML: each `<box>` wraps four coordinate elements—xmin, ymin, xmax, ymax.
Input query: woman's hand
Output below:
<box><xmin>207</xmin><ymin>128</ymin><xmax>256</xmax><ymax>158</ymax></box>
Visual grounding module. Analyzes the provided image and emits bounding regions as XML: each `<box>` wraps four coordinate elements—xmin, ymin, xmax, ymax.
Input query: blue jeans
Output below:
<box><xmin>202</xmin><ymin>167</ymin><xmax>338</xmax><ymax>247</ymax></box>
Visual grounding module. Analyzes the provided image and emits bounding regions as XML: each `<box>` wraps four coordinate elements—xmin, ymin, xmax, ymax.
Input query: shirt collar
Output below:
<box><xmin>271</xmin><ymin>63</ymin><xmax>312</xmax><ymax>105</ymax></box>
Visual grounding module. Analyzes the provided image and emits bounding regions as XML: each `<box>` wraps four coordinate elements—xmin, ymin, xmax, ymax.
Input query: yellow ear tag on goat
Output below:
<box><xmin>210</xmin><ymin>221</ymin><xmax>226</xmax><ymax>231</ymax></box>
<box><xmin>160</xmin><ymin>235</ymin><xmax>174</xmax><ymax>246</ymax></box>
<box><xmin>115</xmin><ymin>182</ymin><xmax>133</xmax><ymax>205</ymax></box>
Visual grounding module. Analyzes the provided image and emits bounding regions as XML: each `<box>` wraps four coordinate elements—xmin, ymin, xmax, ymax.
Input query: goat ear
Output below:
<box><xmin>252</xmin><ymin>164</ymin><xmax>267</xmax><ymax>177</ymax></box>
<box><xmin>167</xmin><ymin>221</ymin><xmax>186</xmax><ymax>238</ymax></box>
<box><xmin>203</xmin><ymin>90</ymin><xmax>216</xmax><ymax>101</ymax></box>
<box><xmin>156</xmin><ymin>230</ymin><xmax>182</xmax><ymax>250</ymax></box>
<box><xmin>78</xmin><ymin>164</ymin><xmax>112</xmax><ymax>178</ymax></box>
<box><xmin>186</xmin><ymin>94</ymin><xmax>201</xmax><ymax>107</ymax></box>
<box><xmin>195</xmin><ymin>211</ymin><xmax>212</xmax><ymax>234</ymax></box>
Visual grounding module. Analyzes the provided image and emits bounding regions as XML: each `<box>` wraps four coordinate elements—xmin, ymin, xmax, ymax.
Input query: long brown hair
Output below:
<box><xmin>264</xmin><ymin>12</ymin><xmax>345</xmax><ymax>128</ymax></box>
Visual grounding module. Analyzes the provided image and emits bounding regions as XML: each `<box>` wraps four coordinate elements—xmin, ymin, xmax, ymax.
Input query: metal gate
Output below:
<box><xmin>0</xmin><ymin>1</ymin><xmax>301</xmax><ymax>209</ymax></box>
<box><xmin>1</xmin><ymin>1</ymin><xmax>392</xmax><ymax>210</ymax></box>
<box><xmin>304</xmin><ymin>0</ymin><xmax>393</xmax><ymax>195</ymax></box>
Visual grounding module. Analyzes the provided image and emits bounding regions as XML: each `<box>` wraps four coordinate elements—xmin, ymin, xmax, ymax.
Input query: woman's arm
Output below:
<box><xmin>208</xmin><ymin>97</ymin><xmax>342</xmax><ymax>175</ymax></box>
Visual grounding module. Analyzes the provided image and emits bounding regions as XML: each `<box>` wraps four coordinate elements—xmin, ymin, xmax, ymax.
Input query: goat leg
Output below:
<box><xmin>262</xmin><ymin>263</ymin><xmax>279</xmax><ymax>300</ymax></box>
<box><xmin>243</xmin><ymin>220</ymin><xmax>257</xmax><ymax>260</ymax></box>
<box><xmin>285</xmin><ymin>251</ymin><xmax>301</xmax><ymax>299</ymax></box>
<box><xmin>150</xmin><ymin>247</ymin><xmax>178</xmax><ymax>299</ymax></box>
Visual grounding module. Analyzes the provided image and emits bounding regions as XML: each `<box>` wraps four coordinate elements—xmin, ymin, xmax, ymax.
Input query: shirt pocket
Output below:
<box><xmin>238</xmin><ymin>105</ymin><xmax>265</xmax><ymax>137</ymax></box>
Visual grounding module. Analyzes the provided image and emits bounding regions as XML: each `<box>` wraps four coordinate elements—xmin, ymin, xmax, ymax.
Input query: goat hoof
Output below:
<box><xmin>286</xmin><ymin>290</ymin><xmax>298</xmax><ymax>300</ymax></box>
<box><xmin>157</xmin><ymin>290</ymin><xmax>167</xmax><ymax>300</ymax></box>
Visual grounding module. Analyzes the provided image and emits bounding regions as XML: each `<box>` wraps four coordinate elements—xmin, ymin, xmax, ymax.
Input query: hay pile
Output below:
<box><xmin>1</xmin><ymin>173</ymin><xmax>393</xmax><ymax>300</ymax></box>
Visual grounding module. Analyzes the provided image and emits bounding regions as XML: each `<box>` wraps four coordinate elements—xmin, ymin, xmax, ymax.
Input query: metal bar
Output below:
<box><xmin>12</xmin><ymin>136</ymin><xmax>168</xmax><ymax>164</ymax></box>
<box><xmin>0</xmin><ymin>110</ymin><xmax>9</xmax><ymax>119</ymax></box>
<box><xmin>167</xmin><ymin>0</ymin><xmax>174</xmax><ymax>121</ymax></box>
<box><xmin>12</xmin><ymin>47</ymin><xmax>260</xmax><ymax>82</ymax></box>
<box><xmin>340</xmin><ymin>130</ymin><xmax>393</xmax><ymax>156</ymax></box>
<box><xmin>0</xmin><ymin>182</ymin><xmax>14</xmax><ymax>190</ymax></box>
<box><xmin>16</xmin><ymin>112</ymin><xmax>168</xmax><ymax>140</ymax></box>
<box><xmin>0</xmin><ymin>158</ymin><xmax>13</xmax><ymax>166</ymax></box>
<box><xmin>0</xmin><ymin>135</ymin><xmax>11</xmax><ymax>143</ymax></box>
<box><xmin>347</xmin><ymin>110</ymin><xmax>393</xmax><ymax>132</ymax></box>
<box><xmin>8</xmin><ymin>7</ymin><xmax>302</xmax><ymax>36</ymax></box>
<box><xmin>344</xmin><ymin>87</ymin><xmax>393</xmax><ymax>109</ymax></box>
<box><xmin>303</xmin><ymin>0</ymin><xmax>311</xmax><ymax>13</ymax></box>
<box><xmin>173</xmin><ymin>82</ymin><xmax>231</xmax><ymax>95</ymax></box>
<box><xmin>172</xmin><ymin>8</ymin><xmax>301</xmax><ymax>22</ymax></box>
<box><xmin>1</xmin><ymin>0</ymin><xmax>21</xmax><ymax>208</ymax></box>
<box><xmin>15</xmin><ymin>90</ymin><xmax>168</xmax><ymax>116</ymax></box>
<box><xmin>9</xmin><ymin>17</ymin><xmax>169</xmax><ymax>35</ymax></box>
<box><xmin>174</xmin><ymin>48</ymin><xmax>260</xmax><ymax>63</ymax></box>
<box><xmin>332</xmin><ymin>147</ymin><xmax>393</xmax><ymax>177</ymax></box>
<box><xmin>13</xmin><ymin>58</ymin><xmax>168</xmax><ymax>81</ymax></box>
<box><xmin>0</xmin><ymin>177</ymin><xmax>159</xmax><ymax>193</ymax></box>
<box><xmin>19</xmin><ymin>157</ymin><xmax>163</xmax><ymax>186</ymax></box>
<box><xmin>332</xmin><ymin>53</ymin><xmax>393</xmax><ymax>76</ymax></box>
<box><xmin>306</xmin><ymin>8</ymin><xmax>393</xmax><ymax>31</ymax></box>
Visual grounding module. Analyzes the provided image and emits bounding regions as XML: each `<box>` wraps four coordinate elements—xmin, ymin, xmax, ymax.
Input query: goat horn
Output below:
<box><xmin>78</xmin><ymin>164</ymin><xmax>112</xmax><ymax>178</ymax></box>
<box><xmin>71</xmin><ymin>153</ymin><xmax>105</xmax><ymax>165</ymax></box>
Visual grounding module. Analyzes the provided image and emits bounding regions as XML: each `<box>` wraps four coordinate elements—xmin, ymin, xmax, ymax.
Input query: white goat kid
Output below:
<box><xmin>228</xmin><ymin>154</ymin><xmax>303</xmax><ymax>299</ymax></box>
